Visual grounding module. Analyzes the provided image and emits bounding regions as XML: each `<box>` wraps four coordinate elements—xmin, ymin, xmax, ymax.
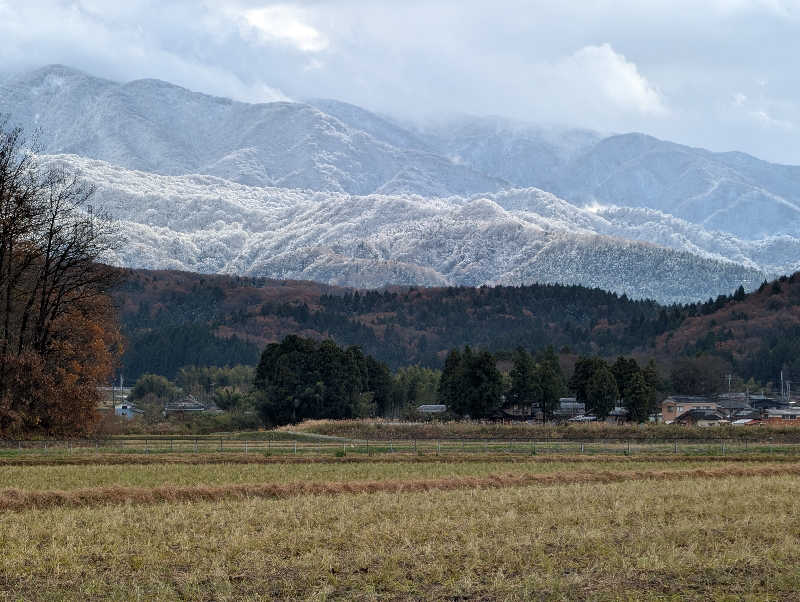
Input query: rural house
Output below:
<box><xmin>661</xmin><ymin>396</ymin><xmax>719</xmax><ymax>423</ymax></box>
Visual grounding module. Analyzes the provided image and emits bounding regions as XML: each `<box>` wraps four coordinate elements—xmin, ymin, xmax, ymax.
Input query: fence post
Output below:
<box><xmin>294</xmin><ymin>440</ymin><xmax>297</xmax><ymax>455</ymax></box>
<box><xmin>219</xmin><ymin>438</ymin><xmax>223</xmax><ymax>452</ymax></box>
<box><xmin>437</xmin><ymin>440</ymin><xmax>440</xmax><ymax>455</ymax></box>
<box><xmin>145</xmin><ymin>438</ymin><xmax>149</xmax><ymax>454</ymax></box>
<box><xmin>414</xmin><ymin>439</ymin><xmax>417</xmax><ymax>453</ymax></box>
<box><xmin>194</xmin><ymin>439</ymin><xmax>198</xmax><ymax>453</ymax></box>
<box><xmin>531</xmin><ymin>439</ymin><xmax>535</xmax><ymax>455</ymax></box>
<box><xmin>268</xmin><ymin>438</ymin><xmax>271</xmax><ymax>454</ymax></box>
<box><xmin>580</xmin><ymin>441</ymin><xmax>584</xmax><ymax>454</ymax></box>
<box><xmin>343</xmin><ymin>440</ymin><xmax>346</xmax><ymax>456</ymax></box>
<box><xmin>245</xmin><ymin>440</ymin><xmax>248</xmax><ymax>455</ymax></box>
<box><xmin>170</xmin><ymin>439</ymin><xmax>173</xmax><ymax>453</ymax></box>
<box><xmin>626</xmin><ymin>440</ymin><xmax>630</xmax><ymax>455</ymax></box>
<box><xmin>722</xmin><ymin>440</ymin><xmax>725</xmax><ymax>456</ymax></box>
<box><xmin>390</xmin><ymin>440</ymin><xmax>393</xmax><ymax>453</ymax></box>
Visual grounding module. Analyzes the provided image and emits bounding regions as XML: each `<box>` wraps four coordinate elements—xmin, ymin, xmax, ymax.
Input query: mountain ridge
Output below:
<box><xmin>4</xmin><ymin>64</ymin><xmax>799</xmax><ymax>240</ymax></box>
<box><xmin>3</xmin><ymin>64</ymin><xmax>798</xmax><ymax>303</ymax></box>
<box><xmin>44</xmin><ymin>153</ymin><xmax>768</xmax><ymax>304</ymax></box>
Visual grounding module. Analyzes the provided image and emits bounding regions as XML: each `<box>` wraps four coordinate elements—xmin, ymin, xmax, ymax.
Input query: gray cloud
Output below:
<box><xmin>1</xmin><ymin>0</ymin><xmax>799</xmax><ymax>163</ymax></box>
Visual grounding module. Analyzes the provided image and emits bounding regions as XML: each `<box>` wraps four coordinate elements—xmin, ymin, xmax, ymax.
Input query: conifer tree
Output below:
<box><xmin>586</xmin><ymin>365</ymin><xmax>618</xmax><ymax>419</ymax></box>
<box><xmin>509</xmin><ymin>347</ymin><xmax>538</xmax><ymax>410</ymax></box>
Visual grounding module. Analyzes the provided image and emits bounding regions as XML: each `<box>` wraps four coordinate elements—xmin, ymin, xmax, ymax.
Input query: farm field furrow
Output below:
<box><xmin>0</xmin><ymin>458</ymin><xmax>767</xmax><ymax>491</ymax></box>
<box><xmin>1</xmin><ymin>462</ymin><xmax>800</xmax><ymax>512</ymax></box>
<box><xmin>1</xmin><ymin>473</ymin><xmax>799</xmax><ymax>600</ymax></box>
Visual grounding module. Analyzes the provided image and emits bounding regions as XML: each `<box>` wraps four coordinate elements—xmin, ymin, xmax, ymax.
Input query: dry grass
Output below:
<box><xmin>0</xmin><ymin>458</ymin><xmax>762</xmax><ymax>493</ymax></box>
<box><xmin>3</xmin><ymin>450</ymin><xmax>792</xmax><ymax>467</ymax></box>
<box><xmin>0</xmin><ymin>473</ymin><xmax>799</xmax><ymax>599</ymax></box>
<box><xmin>1</xmin><ymin>463</ymin><xmax>799</xmax><ymax>512</ymax></box>
<box><xmin>290</xmin><ymin>417</ymin><xmax>800</xmax><ymax>441</ymax></box>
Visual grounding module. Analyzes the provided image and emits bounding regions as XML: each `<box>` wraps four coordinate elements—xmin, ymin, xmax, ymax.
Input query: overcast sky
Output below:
<box><xmin>1</xmin><ymin>0</ymin><xmax>799</xmax><ymax>163</ymax></box>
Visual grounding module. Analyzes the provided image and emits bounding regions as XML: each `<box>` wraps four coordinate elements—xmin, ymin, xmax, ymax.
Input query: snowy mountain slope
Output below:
<box><xmin>45</xmin><ymin>154</ymin><xmax>767</xmax><ymax>304</ymax></box>
<box><xmin>5</xmin><ymin>65</ymin><xmax>800</xmax><ymax>241</ymax></box>
<box><xmin>484</xmin><ymin>189</ymin><xmax>800</xmax><ymax>275</ymax></box>
<box><xmin>305</xmin><ymin>98</ymin><xmax>433</xmax><ymax>153</ymax></box>
<box><xmin>416</xmin><ymin>116</ymin><xmax>602</xmax><ymax>191</ymax></box>
<box><xmin>0</xmin><ymin>65</ymin><xmax>504</xmax><ymax>196</ymax></box>
<box><xmin>549</xmin><ymin>133</ymin><xmax>800</xmax><ymax>239</ymax></box>
<box><xmin>312</xmin><ymin>103</ymin><xmax>800</xmax><ymax>241</ymax></box>
<box><xmin>416</xmin><ymin>121</ymin><xmax>800</xmax><ymax>240</ymax></box>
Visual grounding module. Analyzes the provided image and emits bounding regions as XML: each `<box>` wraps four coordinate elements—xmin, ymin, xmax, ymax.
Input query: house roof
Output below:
<box><xmin>766</xmin><ymin>408</ymin><xmax>800</xmax><ymax>417</ymax></box>
<box><xmin>164</xmin><ymin>400</ymin><xmax>206</xmax><ymax>412</ymax></box>
<box><xmin>715</xmin><ymin>398</ymin><xmax>752</xmax><ymax>409</ymax></box>
<box><xmin>675</xmin><ymin>408</ymin><xmax>726</xmax><ymax>422</ymax></box>
<box><xmin>663</xmin><ymin>396</ymin><xmax>713</xmax><ymax>404</ymax></box>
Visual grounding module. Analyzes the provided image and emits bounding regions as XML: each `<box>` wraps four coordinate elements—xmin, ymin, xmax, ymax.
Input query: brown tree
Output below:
<box><xmin>0</xmin><ymin>118</ymin><xmax>123</xmax><ymax>437</ymax></box>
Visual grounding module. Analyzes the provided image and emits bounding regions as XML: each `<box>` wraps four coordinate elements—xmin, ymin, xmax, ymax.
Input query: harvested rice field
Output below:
<box><xmin>1</xmin><ymin>453</ymin><xmax>798</xmax><ymax>600</ymax></box>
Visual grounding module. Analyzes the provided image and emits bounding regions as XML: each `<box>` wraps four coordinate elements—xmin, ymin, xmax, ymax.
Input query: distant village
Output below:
<box><xmin>102</xmin><ymin>384</ymin><xmax>799</xmax><ymax>427</ymax></box>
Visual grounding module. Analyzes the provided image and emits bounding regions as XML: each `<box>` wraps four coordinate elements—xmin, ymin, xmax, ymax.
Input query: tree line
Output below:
<box><xmin>246</xmin><ymin>337</ymin><xmax>666</xmax><ymax>426</ymax></box>
<box><xmin>122</xmin><ymin>333</ymin><xmax>771</xmax><ymax>430</ymax></box>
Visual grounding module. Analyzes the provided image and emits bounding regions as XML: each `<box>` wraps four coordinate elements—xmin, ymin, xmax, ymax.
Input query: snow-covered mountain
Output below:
<box><xmin>5</xmin><ymin>65</ymin><xmax>800</xmax><ymax>240</ymax></box>
<box><xmin>4</xmin><ymin>65</ymin><xmax>798</xmax><ymax>302</ymax></box>
<box><xmin>45</xmin><ymin>154</ymin><xmax>768</xmax><ymax>304</ymax></box>
<box><xmin>0</xmin><ymin>65</ymin><xmax>504</xmax><ymax>196</ymax></box>
<box><xmin>548</xmin><ymin>134</ymin><xmax>800</xmax><ymax>239</ymax></box>
<box><xmin>413</xmin><ymin>118</ymin><xmax>800</xmax><ymax>240</ymax></box>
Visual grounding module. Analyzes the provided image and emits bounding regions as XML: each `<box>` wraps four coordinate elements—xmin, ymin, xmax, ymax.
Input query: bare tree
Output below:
<box><xmin>0</xmin><ymin>118</ymin><xmax>122</xmax><ymax>435</ymax></box>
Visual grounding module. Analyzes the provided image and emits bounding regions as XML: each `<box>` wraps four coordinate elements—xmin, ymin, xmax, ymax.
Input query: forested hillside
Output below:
<box><xmin>653</xmin><ymin>274</ymin><xmax>800</xmax><ymax>383</ymax></box>
<box><xmin>115</xmin><ymin>268</ymin><xmax>800</xmax><ymax>383</ymax></box>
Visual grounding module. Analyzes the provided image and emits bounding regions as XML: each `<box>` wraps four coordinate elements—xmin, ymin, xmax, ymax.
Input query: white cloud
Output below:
<box><xmin>244</xmin><ymin>5</ymin><xmax>328</xmax><ymax>52</ymax></box>
<box><xmin>750</xmin><ymin>109</ymin><xmax>794</xmax><ymax>129</ymax></box>
<box><xmin>1</xmin><ymin>0</ymin><xmax>799</xmax><ymax>163</ymax></box>
<box><xmin>555</xmin><ymin>44</ymin><xmax>667</xmax><ymax>116</ymax></box>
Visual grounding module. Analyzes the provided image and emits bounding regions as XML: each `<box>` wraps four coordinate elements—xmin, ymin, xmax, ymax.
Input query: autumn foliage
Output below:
<box><xmin>0</xmin><ymin>120</ymin><xmax>122</xmax><ymax>437</ymax></box>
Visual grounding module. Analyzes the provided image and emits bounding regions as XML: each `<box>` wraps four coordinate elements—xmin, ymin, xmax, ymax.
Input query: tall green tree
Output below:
<box><xmin>254</xmin><ymin>336</ymin><xmax>390</xmax><ymax>426</ymax></box>
<box><xmin>365</xmin><ymin>355</ymin><xmax>393</xmax><ymax>416</ymax></box>
<box><xmin>439</xmin><ymin>346</ymin><xmax>502</xmax><ymax>418</ymax></box>
<box><xmin>534</xmin><ymin>362</ymin><xmax>563</xmax><ymax>420</ymax></box>
<box><xmin>461</xmin><ymin>349</ymin><xmax>503</xmax><ymax>418</ymax></box>
<box><xmin>535</xmin><ymin>346</ymin><xmax>564</xmax><ymax>420</ymax></box>
<box><xmin>391</xmin><ymin>365</ymin><xmax>440</xmax><ymax>417</ymax></box>
<box><xmin>569</xmin><ymin>356</ymin><xmax>608</xmax><ymax>404</ymax></box>
<box><xmin>508</xmin><ymin>347</ymin><xmax>538</xmax><ymax>409</ymax></box>
<box><xmin>129</xmin><ymin>374</ymin><xmax>181</xmax><ymax>403</ymax></box>
<box><xmin>586</xmin><ymin>365</ymin><xmax>618</xmax><ymax>419</ymax></box>
<box><xmin>612</xmin><ymin>356</ymin><xmax>640</xmax><ymax>403</ymax></box>
<box><xmin>438</xmin><ymin>348</ymin><xmax>463</xmax><ymax>411</ymax></box>
<box><xmin>624</xmin><ymin>372</ymin><xmax>653</xmax><ymax>423</ymax></box>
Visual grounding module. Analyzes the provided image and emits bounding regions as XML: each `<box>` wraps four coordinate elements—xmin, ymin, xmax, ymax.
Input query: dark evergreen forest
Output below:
<box><xmin>114</xmin><ymin>268</ymin><xmax>800</xmax><ymax>386</ymax></box>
